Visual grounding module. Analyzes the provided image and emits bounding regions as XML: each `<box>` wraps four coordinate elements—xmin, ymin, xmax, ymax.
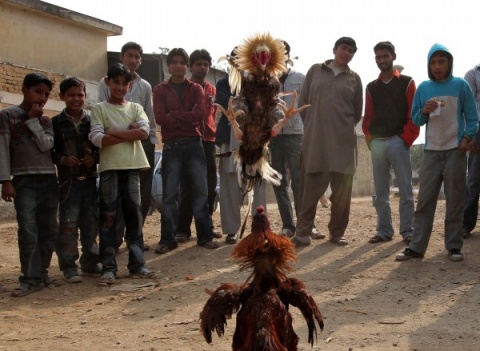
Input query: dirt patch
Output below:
<box><xmin>0</xmin><ymin>197</ymin><xmax>479</xmax><ymax>351</ymax></box>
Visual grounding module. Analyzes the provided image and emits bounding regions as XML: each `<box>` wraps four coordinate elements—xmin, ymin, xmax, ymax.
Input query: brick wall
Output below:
<box><xmin>1</xmin><ymin>62</ymin><xmax>64</xmax><ymax>101</ymax></box>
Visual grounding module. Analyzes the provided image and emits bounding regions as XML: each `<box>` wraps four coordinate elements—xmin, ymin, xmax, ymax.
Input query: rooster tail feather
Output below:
<box><xmin>229</xmin><ymin>65</ymin><xmax>242</xmax><ymax>95</ymax></box>
<box><xmin>233</xmin><ymin>148</ymin><xmax>281</xmax><ymax>187</ymax></box>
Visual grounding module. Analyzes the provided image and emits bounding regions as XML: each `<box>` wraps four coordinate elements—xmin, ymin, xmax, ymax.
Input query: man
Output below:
<box><xmin>176</xmin><ymin>49</ymin><xmax>222</xmax><ymax>241</ymax></box>
<box><xmin>463</xmin><ymin>63</ymin><xmax>480</xmax><ymax>239</ymax></box>
<box><xmin>292</xmin><ymin>37</ymin><xmax>363</xmax><ymax>247</ymax></box>
<box><xmin>98</xmin><ymin>42</ymin><xmax>157</xmax><ymax>250</ymax></box>
<box><xmin>153</xmin><ymin>48</ymin><xmax>219</xmax><ymax>254</ymax></box>
<box><xmin>269</xmin><ymin>40</ymin><xmax>308</xmax><ymax>238</ymax></box>
<box><xmin>362</xmin><ymin>41</ymin><xmax>419</xmax><ymax>244</ymax></box>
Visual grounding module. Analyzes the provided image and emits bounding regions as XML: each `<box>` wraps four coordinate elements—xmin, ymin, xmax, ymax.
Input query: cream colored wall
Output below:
<box><xmin>0</xmin><ymin>1</ymin><xmax>107</xmax><ymax>81</ymax></box>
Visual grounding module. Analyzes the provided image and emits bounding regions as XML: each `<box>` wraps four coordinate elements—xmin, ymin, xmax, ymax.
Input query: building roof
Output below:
<box><xmin>5</xmin><ymin>0</ymin><xmax>122</xmax><ymax>36</ymax></box>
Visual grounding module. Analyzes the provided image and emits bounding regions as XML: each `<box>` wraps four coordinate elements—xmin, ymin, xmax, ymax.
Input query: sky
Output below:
<box><xmin>45</xmin><ymin>0</ymin><xmax>480</xmax><ymax>143</ymax></box>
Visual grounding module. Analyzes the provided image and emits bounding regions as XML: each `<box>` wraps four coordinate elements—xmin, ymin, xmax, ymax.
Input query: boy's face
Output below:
<box><xmin>105</xmin><ymin>76</ymin><xmax>130</xmax><ymax>100</ymax></box>
<box><xmin>429</xmin><ymin>54</ymin><xmax>450</xmax><ymax>81</ymax></box>
<box><xmin>333</xmin><ymin>44</ymin><xmax>355</xmax><ymax>67</ymax></box>
<box><xmin>60</xmin><ymin>86</ymin><xmax>86</xmax><ymax>113</ymax></box>
<box><xmin>190</xmin><ymin>59</ymin><xmax>210</xmax><ymax>80</ymax></box>
<box><xmin>375</xmin><ymin>49</ymin><xmax>396</xmax><ymax>73</ymax></box>
<box><xmin>22</xmin><ymin>83</ymin><xmax>51</xmax><ymax>107</ymax></box>
<box><xmin>120</xmin><ymin>49</ymin><xmax>142</xmax><ymax>73</ymax></box>
<box><xmin>168</xmin><ymin>55</ymin><xmax>188</xmax><ymax>79</ymax></box>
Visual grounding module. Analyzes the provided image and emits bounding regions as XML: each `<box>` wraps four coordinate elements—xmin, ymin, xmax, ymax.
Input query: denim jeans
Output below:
<box><xmin>410</xmin><ymin>149</ymin><xmax>466</xmax><ymax>255</ymax></box>
<box><xmin>160</xmin><ymin>137</ymin><xmax>211</xmax><ymax>247</ymax></box>
<box><xmin>370</xmin><ymin>135</ymin><xmax>414</xmax><ymax>240</ymax></box>
<box><xmin>178</xmin><ymin>140</ymin><xmax>217</xmax><ymax>236</ymax></box>
<box><xmin>12</xmin><ymin>174</ymin><xmax>59</xmax><ymax>286</ymax></box>
<box><xmin>270</xmin><ymin>134</ymin><xmax>302</xmax><ymax>232</ymax></box>
<box><xmin>98</xmin><ymin>170</ymin><xmax>145</xmax><ymax>274</ymax></box>
<box><xmin>463</xmin><ymin>129</ymin><xmax>480</xmax><ymax>232</ymax></box>
<box><xmin>56</xmin><ymin>177</ymin><xmax>99</xmax><ymax>274</ymax></box>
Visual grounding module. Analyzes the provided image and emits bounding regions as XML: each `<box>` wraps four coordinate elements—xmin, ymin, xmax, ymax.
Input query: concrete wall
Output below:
<box><xmin>0</xmin><ymin>1</ymin><xmax>108</xmax><ymax>82</ymax></box>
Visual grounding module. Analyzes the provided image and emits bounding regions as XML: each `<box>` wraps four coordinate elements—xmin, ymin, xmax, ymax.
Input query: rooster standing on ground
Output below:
<box><xmin>216</xmin><ymin>33</ymin><xmax>310</xmax><ymax>191</ymax></box>
<box><xmin>200</xmin><ymin>206</ymin><xmax>324</xmax><ymax>350</ymax></box>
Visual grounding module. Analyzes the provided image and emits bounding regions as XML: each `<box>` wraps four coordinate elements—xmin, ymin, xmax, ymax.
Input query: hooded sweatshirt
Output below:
<box><xmin>412</xmin><ymin>43</ymin><xmax>478</xmax><ymax>150</ymax></box>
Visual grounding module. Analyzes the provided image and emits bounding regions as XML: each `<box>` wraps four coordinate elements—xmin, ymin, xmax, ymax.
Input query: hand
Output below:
<box><xmin>129</xmin><ymin>122</ymin><xmax>140</xmax><ymax>130</ymax></box>
<box><xmin>28</xmin><ymin>103</ymin><xmax>45</xmax><ymax>119</ymax></box>
<box><xmin>80</xmin><ymin>154</ymin><xmax>96</xmax><ymax>168</ymax></box>
<box><xmin>1</xmin><ymin>181</ymin><xmax>15</xmax><ymax>202</ymax></box>
<box><xmin>469</xmin><ymin>139</ymin><xmax>480</xmax><ymax>153</ymax></box>
<box><xmin>422</xmin><ymin>100</ymin><xmax>439</xmax><ymax>116</ymax></box>
<box><xmin>280</xmin><ymin>91</ymin><xmax>310</xmax><ymax>120</ymax></box>
<box><xmin>62</xmin><ymin>155</ymin><xmax>81</xmax><ymax>168</ymax></box>
<box><xmin>459</xmin><ymin>137</ymin><xmax>470</xmax><ymax>153</ymax></box>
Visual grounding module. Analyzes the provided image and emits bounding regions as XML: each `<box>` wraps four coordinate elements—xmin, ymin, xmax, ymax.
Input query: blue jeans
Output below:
<box><xmin>12</xmin><ymin>174</ymin><xmax>59</xmax><ymax>286</ymax></box>
<box><xmin>160</xmin><ymin>137</ymin><xmax>211</xmax><ymax>247</ymax></box>
<box><xmin>270</xmin><ymin>134</ymin><xmax>302</xmax><ymax>231</ymax></box>
<box><xmin>98</xmin><ymin>170</ymin><xmax>144</xmax><ymax>274</ymax></box>
<box><xmin>370</xmin><ymin>135</ymin><xmax>414</xmax><ymax>240</ymax></box>
<box><xmin>410</xmin><ymin>149</ymin><xmax>466</xmax><ymax>255</ymax></box>
<box><xmin>178</xmin><ymin>141</ymin><xmax>217</xmax><ymax>236</ymax></box>
<box><xmin>463</xmin><ymin>128</ymin><xmax>480</xmax><ymax>232</ymax></box>
<box><xmin>56</xmin><ymin>177</ymin><xmax>99</xmax><ymax>274</ymax></box>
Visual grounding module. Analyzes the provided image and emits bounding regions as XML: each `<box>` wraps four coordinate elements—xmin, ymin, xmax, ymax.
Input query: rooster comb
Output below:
<box><xmin>256</xmin><ymin>206</ymin><xmax>265</xmax><ymax>214</ymax></box>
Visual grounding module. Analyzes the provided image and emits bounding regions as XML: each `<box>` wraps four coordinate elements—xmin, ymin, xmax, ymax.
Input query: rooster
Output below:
<box><xmin>200</xmin><ymin>206</ymin><xmax>324</xmax><ymax>350</ymax></box>
<box><xmin>216</xmin><ymin>33</ymin><xmax>310</xmax><ymax>191</ymax></box>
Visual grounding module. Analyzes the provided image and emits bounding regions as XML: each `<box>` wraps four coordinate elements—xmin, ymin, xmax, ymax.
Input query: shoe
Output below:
<box><xmin>129</xmin><ymin>266</ymin><xmax>157</xmax><ymax>278</ymax></box>
<box><xmin>154</xmin><ymin>243</ymin><xmax>177</xmax><ymax>254</ymax></box>
<box><xmin>448</xmin><ymin>249</ymin><xmax>464</xmax><ymax>262</ymax></box>
<box><xmin>281</xmin><ymin>228</ymin><xmax>294</xmax><ymax>238</ymax></box>
<box><xmin>330</xmin><ymin>236</ymin><xmax>349</xmax><ymax>246</ymax></box>
<box><xmin>98</xmin><ymin>271</ymin><xmax>116</xmax><ymax>286</ymax></box>
<box><xmin>462</xmin><ymin>229</ymin><xmax>471</xmax><ymax>239</ymax></box>
<box><xmin>291</xmin><ymin>236</ymin><xmax>311</xmax><ymax>247</ymax></box>
<box><xmin>403</xmin><ymin>236</ymin><xmax>412</xmax><ymax>245</ymax></box>
<box><xmin>143</xmin><ymin>243</ymin><xmax>151</xmax><ymax>251</ymax></box>
<box><xmin>368</xmin><ymin>235</ymin><xmax>385</xmax><ymax>244</ymax></box>
<box><xmin>395</xmin><ymin>248</ymin><xmax>423</xmax><ymax>261</ymax></box>
<box><xmin>226</xmin><ymin>233</ymin><xmax>238</xmax><ymax>244</ymax></box>
<box><xmin>10</xmin><ymin>283</ymin><xmax>43</xmax><ymax>297</ymax></box>
<box><xmin>202</xmin><ymin>240</ymin><xmax>220</xmax><ymax>249</ymax></box>
<box><xmin>311</xmin><ymin>227</ymin><xmax>326</xmax><ymax>239</ymax></box>
<box><xmin>211</xmin><ymin>227</ymin><xmax>223</xmax><ymax>239</ymax></box>
<box><xmin>43</xmin><ymin>274</ymin><xmax>63</xmax><ymax>287</ymax></box>
<box><xmin>81</xmin><ymin>265</ymin><xmax>102</xmax><ymax>276</ymax></box>
<box><xmin>175</xmin><ymin>233</ymin><xmax>189</xmax><ymax>243</ymax></box>
<box><xmin>64</xmin><ymin>271</ymin><xmax>82</xmax><ymax>283</ymax></box>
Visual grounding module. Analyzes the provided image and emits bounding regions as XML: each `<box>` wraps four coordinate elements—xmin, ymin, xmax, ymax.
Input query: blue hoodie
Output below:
<box><xmin>412</xmin><ymin>43</ymin><xmax>478</xmax><ymax>150</ymax></box>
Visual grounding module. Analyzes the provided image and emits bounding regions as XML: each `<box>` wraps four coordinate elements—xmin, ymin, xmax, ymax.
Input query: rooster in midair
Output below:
<box><xmin>216</xmin><ymin>33</ymin><xmax>310</xmax><ymax>191</ymax></box>
<box><xmin>200</xmin><ymin>206</ymin><xmax>324</xmax><ymax>350</ymax></box>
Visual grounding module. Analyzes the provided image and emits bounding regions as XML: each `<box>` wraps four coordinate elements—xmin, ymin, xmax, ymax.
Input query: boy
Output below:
<box><xmin>0</xmin><ymin>73</ymin><xmax>59</xmax><ymax>297</ymax></box>
<box><xmin>89</xmin><ymin>63</ymin><xmax>156</xmax><ymax>284</ymax></box>
<box><xmin>153</xmin><ymin>48</ymin><xmax>219</xmax><ymax>254</ymax></box>
<box><xmin>396</xmin><ymin>44</ymin><xmax>478</xmax><ymax>262</ymax></box>
<box><xmin>98</xmin><ymin>42</ymin><xmax>157</xmax><ymax>251</ymax></box>
<box><xmin>52</xmin><ymin>77</ymin><xmax>100</xmax><ymax>283</ymax></box>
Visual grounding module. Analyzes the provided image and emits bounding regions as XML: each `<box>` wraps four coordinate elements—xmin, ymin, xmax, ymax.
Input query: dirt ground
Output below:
<box><xmin>0</xmin><ymin>196</ymin><xmax>480</xmax><ymax>351</ymax></box>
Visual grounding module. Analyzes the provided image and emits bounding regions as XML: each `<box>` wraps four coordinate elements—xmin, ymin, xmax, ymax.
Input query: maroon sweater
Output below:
<box><xmin>153</xmin><ymin>78</ymin><xmax>205</xmax><ymax>143</ymax></box>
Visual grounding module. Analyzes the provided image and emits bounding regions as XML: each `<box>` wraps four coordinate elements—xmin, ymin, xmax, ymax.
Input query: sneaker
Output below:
<box><xmin>448</xmin><ymin>249</ymin><xmax>464</xmax><ymax>262</ymax></box>
<box><xmin>395</xmin><ymin>248</ymin><xmax>423</xmax><ymax>261</ymax></box>
<box><xmin>280</xmin><ymin>228</ymin><xmax>294</xmax><ymax>238</ymax></box>
<box><xmin>64</xmin><ymin>271</ymin><xmax>82</xmax><ymax>283</ymax></box>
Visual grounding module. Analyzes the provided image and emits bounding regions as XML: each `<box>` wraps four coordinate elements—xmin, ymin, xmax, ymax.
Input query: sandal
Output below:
<box><xmin>10</xmin><ymin>283</ymin><xmax>43</xmax><ymax>297</ymax></box>
<box><xmin>311</xmin><ymin>231</ymin><xmax>326</xmax><ymax>240</ymax></box>
<box><xmin>154</xmin><ymin>244</ymin><xmax>176</xmax><ymax>255</ymax></box>
<box><xmin>201</xmin><ymin>240</ymin><xmax>220</xmax><ymax>249</ymax></box>
<box><xmin>368</xmin><ymin>235</ymin><xmax>385</xmax><ymax>244</ymax></box>
<box><xmin>98</xmin><ymin>272</ymin><xmax>116</xmax><ymax>286</ymax></box>
<box><xmin>291</xmin><ymin>236</ymin><xmax>311</xmax><ymax>248</ymax></box>
<box><xmin>44</xmin><ymin>275</ymin><xmax>63</xmax><ymax>287</ymax></box>
<box><xmin>130</xmin><ymin>266</ymin><xmax>157</xmax><ymax>279</ymax></box>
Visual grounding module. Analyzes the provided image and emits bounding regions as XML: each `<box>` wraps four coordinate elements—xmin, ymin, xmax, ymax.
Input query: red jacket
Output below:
<box><xmin>153</xmin><ymin>78</ymin><xmax>205</xmax><ymax>143</ymax></box>
<box><xmin>202</xmin><ymin>81</ymin><xmax>217</xmax><ymax>142</ymax></box>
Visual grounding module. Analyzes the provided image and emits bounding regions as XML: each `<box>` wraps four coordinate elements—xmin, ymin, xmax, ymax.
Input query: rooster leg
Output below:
<box><xmin>215</xmin><ymin>97</ymin><xmax>244</xmax><ymax>140</ymax></box>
